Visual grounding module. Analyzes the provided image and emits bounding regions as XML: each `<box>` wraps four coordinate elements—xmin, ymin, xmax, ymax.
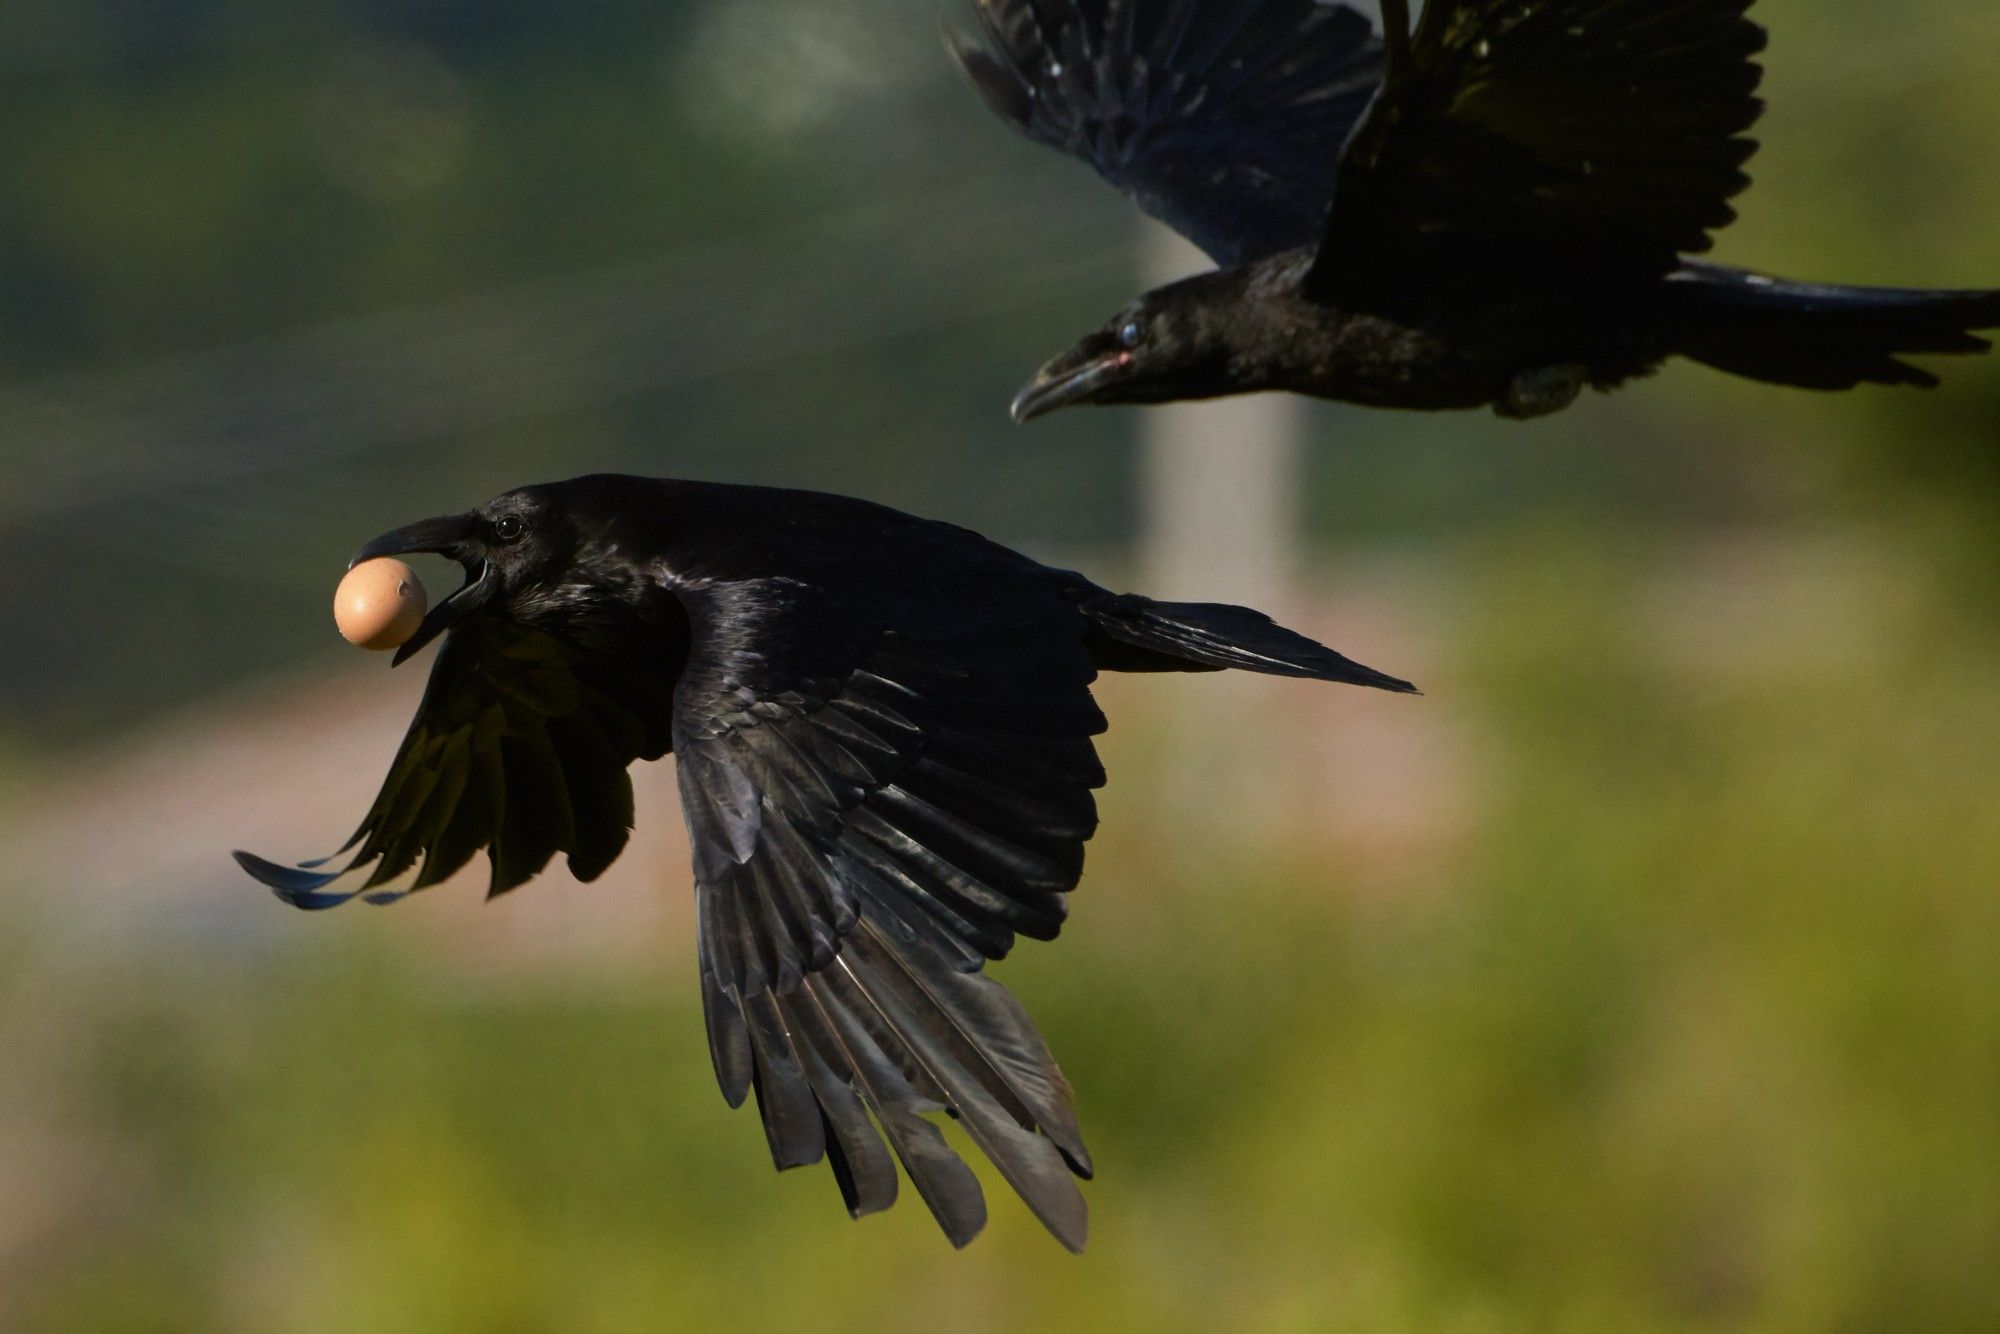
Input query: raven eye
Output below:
<box><xmin>1118</xmin><ymin>320</ymin><xmax>1144</xmax><ymax>350</ymax></box>
<box><xmin>493</xmin><ymin>515</ymin><xmax>525</xmax><ymax>543</ymax></box>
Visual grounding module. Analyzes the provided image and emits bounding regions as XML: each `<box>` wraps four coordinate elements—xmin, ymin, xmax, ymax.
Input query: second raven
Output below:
<box><xmin>953</xmin><ymin>0</ymin><xmax>2000</xmax><ymax>422</ymax></box>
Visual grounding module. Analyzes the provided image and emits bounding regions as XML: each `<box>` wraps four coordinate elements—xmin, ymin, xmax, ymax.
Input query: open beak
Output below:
<box><xmin>1010</xmin><ymin>342</ymin><xmax>1135</xmax><ymax>424</ymax></box>
<box><xmin>349</xmin><ymin>514</ymin><xmax>495</xmax><ymax>666</ymax></box>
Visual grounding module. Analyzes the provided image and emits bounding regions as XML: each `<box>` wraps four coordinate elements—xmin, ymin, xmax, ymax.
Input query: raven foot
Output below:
<box><xmin>1497</xmin><ymin>365</ymin><xmax>1586</xmax><ymax>419</ymax></box>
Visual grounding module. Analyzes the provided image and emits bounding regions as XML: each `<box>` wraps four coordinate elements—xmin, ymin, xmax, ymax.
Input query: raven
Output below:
<box><xmin>951</xmin><ymin>0</ymin><xmax>2000</xmax><ymax>422</ymax></box>
<box><xmin>235</xmin><ymin>474</ymin><xmax>1415</xmax><ymax>1251</ymax></box>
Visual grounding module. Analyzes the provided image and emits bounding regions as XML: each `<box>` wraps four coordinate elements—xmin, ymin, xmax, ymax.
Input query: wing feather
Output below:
<box><xmin>234</xmin><ymin>618</ymin><xmax>675</xmax><ymax>908</ymax></box>
<box><xmin>670</xmin><ymin>574</ymin><xmax>1102</xmax><ymax>1248</ymax></box>
<box><xmin>951</xmin><ymin>0</ymin><xmax>1383</xmax><ymax>265</ymax></box>
<box><xmin>743</xmin><ymin>990</ymin><xmax>830</xmax><ymax>1172</ymax></box>
<box><xmin>802</xmin><ymin>964</ymin><xmax>989</xmax><ymax>1246</ymax></box>
<box><xmin>776</xmin><ymin>990</ymin><xmax>901</xmax><ymax>1217</ymax></box>
<box><xmin>1310</xmin><ymin>0</ymin><xmax>1767</xmax><ymax>307</ymax></box>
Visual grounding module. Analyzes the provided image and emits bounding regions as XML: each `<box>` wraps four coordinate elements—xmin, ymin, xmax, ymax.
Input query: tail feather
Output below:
<box><xmin>1083</xmin><ymin>592</ymin><xmax>1419</xmax><ymax>693</ymax></box>
<box><xmin>1670</xmin><ymin>264</ymin><xmax>2000</xmax><ymax>390</ymax></box>
<box><xmin>731</xmin><ymin>919</ymin><xmax>1091</xmax><ymax>1251</ymax></box>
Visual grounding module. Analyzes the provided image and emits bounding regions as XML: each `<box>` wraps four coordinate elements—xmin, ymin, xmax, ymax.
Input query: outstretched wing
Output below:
<box><xmin>671</xmin><ymin>575</ymin><xmax>1105</xmax><ymax>1249</ymax></box>
<box><xmin>1308</xmin><ymin>0</ymin><xmax>1766</xmax><ymax>309</ymax></box>
<box><xmin>235</xmin><ymin>618</ymin><xmax>676</xmax><ymax>907</ymax></box>
<box><xmin>951</xmin><ymin>0</ymin><xmax>1382</xmax><ymax>267</ymax></box>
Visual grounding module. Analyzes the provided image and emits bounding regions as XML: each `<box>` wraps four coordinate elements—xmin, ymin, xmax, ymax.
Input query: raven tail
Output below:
<box><xmin>1083</xmin><ymin>592</ymin><xmax>1418</xmax><ymax>693</ymax></box>
<box><xmin>1669</xmin><ymin>262</ymin><xmax>2000</xmax><ymax>390</ymax></box>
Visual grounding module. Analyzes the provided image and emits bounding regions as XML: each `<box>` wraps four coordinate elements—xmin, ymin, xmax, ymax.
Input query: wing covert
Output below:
<box><xmin>671</xmin><ymin>577</ymin><xmax>1107</xmax><ymax>1007</ymax></box>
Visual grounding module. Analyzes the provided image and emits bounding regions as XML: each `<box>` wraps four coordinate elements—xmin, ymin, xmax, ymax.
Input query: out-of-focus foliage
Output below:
<box><xmin>3</xmin><ymin>1</ymin><xmax>1999</xmax><ymax>1329</ymax></box>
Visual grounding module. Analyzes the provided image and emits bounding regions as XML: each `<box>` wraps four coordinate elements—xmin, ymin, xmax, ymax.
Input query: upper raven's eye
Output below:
<box><xmin>1118</xmin><ymin>320</ymin><xmax>1144</xmax><ymax>350</ymax></box>
<box><xmin>493</xmin><ymin>515</ymin><xmax>525</xmax><ymax>543</ymax></box>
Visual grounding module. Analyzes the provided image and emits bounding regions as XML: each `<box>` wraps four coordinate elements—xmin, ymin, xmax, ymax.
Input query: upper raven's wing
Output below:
<box><xmin>1307</xmin><ymin>0</ymin><xmax>1766</xmax><ymax>310</ymax></box>
<box><xmin>950</xmin><ymin>0</ymin><xmax>1381</xmax><ymax>267</ymax></box>
<box><xmin>235</xmin><ymin>617</ymin><xmax>676</xmax><ymax>907</ymax></box>
<box><xmin>670</xmin><ymin>573</ymin><xmax>1105</xmax><ymax>1250</ymax></box>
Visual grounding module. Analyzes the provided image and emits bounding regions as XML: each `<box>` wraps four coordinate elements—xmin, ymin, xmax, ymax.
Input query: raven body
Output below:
<box><xmin>954</xmin><ymin>0</ymin><xmax>2000</xmax><ymax>421</ymax></box>
<box><xmin>236</xmin><ymin>475</ymin><xmax>1415</xmax><ymax>1251</ymax></box>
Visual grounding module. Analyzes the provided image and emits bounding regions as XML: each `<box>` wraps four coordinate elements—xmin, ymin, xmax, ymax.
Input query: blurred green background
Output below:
<box><xmin>3</xmin><ymin>1</ymin><xmax>1999</xmax><ymax>1329</ymax></box>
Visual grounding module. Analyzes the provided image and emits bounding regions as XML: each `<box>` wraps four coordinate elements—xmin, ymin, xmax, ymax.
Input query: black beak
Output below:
<box><xmin>1010</xmin><ymin>342</ymin><xmax>1135</xmax><ymax>424</ymax></box>
<box><xmin>349</xmin><ymin>514</ymin><xmax>495</xmax><ymax>666</ymax></box>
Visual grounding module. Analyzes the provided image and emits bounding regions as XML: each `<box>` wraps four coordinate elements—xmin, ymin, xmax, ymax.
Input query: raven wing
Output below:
<box><xmin>670</xmin><ymin>574</ymin><xmax>1104</xmax><ymax>1250</ymax></box>
<box><xmin>1307</xmin><ymin>0</ymin><xmax>1766</xmax><ymax>309</ymax></box>
<box><xmin>235</xmin><ymin>618</ymin><xmax>675</xmax><ymax>907</ymax></box>
<box><xmin>950</xmin><ymin>0</ymin><xmax>1382</xmax><ymax>267</ymax></box>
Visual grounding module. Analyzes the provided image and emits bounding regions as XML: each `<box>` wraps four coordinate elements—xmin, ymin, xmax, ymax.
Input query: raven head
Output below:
<box><xmin>1010</xmin><ymin>271</ymin><xmax>1246</xmax><ymax>423</ymax></box>
<box><xmin>350</xmin><ymin>487</ymin><xmax>588</xmax><ymax>665</ymax></box>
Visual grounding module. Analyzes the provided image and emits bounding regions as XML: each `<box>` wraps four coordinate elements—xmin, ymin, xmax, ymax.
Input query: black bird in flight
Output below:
<box><xmin>235</xmin><ymin>475</ymin><xmax>1414</xmax><ymax>1251</ymax></box>
<box><xmin>951</xmin><ymin>0</ymin><xmax>2000</xmax><ymax>423</ymax></box>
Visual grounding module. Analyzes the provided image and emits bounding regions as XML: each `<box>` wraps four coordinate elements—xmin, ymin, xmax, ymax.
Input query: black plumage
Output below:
<box><xmin>950</xmin><ymin>0</ymin><xmax>1381</xmax><ymax>266</ymax></box>
<box><xmin>236</xmin><ymin>474</ymin><xmax>1416</xmax><ymax>1251</ymax></box>
<box><xmin>954</xmin><ymin>0</ymin><xmax>2000</xmax><ymax>422</ymax></box>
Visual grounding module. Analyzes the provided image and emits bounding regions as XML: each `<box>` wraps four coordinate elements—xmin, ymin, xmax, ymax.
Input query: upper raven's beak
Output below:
<box><xmin>348</xmin><ymin>514</ymin><xmax>495</xmax><ymax>666</ymax></box>
<box><xmin>1010</xmin><ymin>338</ymin><xmax>1135</xmax><ymax>424</ymax></box>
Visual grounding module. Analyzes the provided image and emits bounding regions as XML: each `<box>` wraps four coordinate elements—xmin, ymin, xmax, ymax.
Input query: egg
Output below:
<box><xmin>335</xmin><ymin>558</ymin><xmax>428</xmax><ymax>651</ymax></box>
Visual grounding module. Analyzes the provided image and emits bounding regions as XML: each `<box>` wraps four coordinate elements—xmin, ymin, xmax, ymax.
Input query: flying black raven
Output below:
<box><xmin>951</xmin><ymin>0</ymin><xmax>2000</xmax><ymax>422</ymax></box>
<box><xmin>235</xmin><ymin>474</ymin><xmax>1415</xmax><ymax>1251</ymax></box>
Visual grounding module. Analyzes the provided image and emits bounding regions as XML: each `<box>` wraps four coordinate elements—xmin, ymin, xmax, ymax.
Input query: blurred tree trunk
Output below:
<box><xmin>1137</xmin><ymin>223</ymin><xmax>1304</xmax><ymax>836</ymax></box>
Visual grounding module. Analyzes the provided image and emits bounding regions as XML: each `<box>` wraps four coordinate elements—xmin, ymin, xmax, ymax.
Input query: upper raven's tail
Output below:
<box><xmin>1668</xmin><ymin>262</ymin><xmax>2000</xmax><ymax>390</ymax></box>
<box><xmin>1082</xmin><ymin>592</ymin><xmax>1418</xmax><ymax>694</ymax></box>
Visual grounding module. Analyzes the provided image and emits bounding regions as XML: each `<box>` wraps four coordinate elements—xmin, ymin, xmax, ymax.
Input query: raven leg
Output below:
<box><xmin>1496</xmin><ymin>364</ymin><xmax>1586</xmax><ymax>419</ymax></box>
